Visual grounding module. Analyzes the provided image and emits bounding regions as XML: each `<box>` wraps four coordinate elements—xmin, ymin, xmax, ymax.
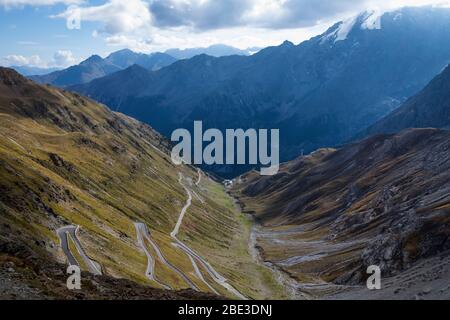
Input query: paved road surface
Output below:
<box><xmin>134</xmin><ymin>222</ymin><xmax>198</xmax><ymax>290</ymax></box>
<box><xmin>195</xmin><ymin>169</ymin><xmax>202</xmax><ymax>186</ymax></box>
<box><xmin>134</xmin><ymin>222</ymin><xmax>171</xmax><ymax>289</ymax></box>
<box><xmin>171</xmin><ymin>172</ymin><xmax>247</xmax><ymax>300</ymax></box>
<box><xmin>57</xmin><ymin>225</ymin><xmax>102</xmax><ymax>275</ymax></box>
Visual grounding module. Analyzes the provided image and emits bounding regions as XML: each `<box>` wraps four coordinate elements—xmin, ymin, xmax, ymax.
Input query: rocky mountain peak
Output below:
<box><xmin>81</xmin><ymin>55</ymin><xmax>103</xmax><ymax>65</ymax></box>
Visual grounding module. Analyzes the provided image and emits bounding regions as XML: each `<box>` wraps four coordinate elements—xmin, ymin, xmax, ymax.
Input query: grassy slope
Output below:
<box><xmin>0</xmin><ymin>69</ymin><xmax>280</xmax><ymax>299</ymax></box>
<box><xmin>178</xmin><ymin>175</ymin><xmax>287</xmax><ymax>299</ymax></box>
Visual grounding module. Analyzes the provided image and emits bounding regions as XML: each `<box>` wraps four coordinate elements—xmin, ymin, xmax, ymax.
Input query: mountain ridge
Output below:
<box><xmin>9</xmin><ymin>65</ymin><xmax>61</xmax><ymax>76</ymax></box>
<box><xmin>29</xmin><ymin>50</ymin><xmax>177</xmax><ymax>87</ymax></box>
<box><xmin>232</xmin><ymin>127</ymin><xmax>450</xmax><ymax>298</ymax></box>
<box><xmin>71</xmin><ymin>7</ymin><xmax>450</xmax><ymax>177</ymax></box>
<box><xmin>164</xmin><ymin>44</ymin><xmax>259</xmax><ymax>59</ymax></box>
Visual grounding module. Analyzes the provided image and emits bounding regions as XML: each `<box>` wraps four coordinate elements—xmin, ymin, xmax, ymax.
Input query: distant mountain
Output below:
<box><xmin>30</xmin><ymin>49</ymin><xmax>177</xmax><ymax>87</ymax></box>
<box><xmin>165</xmin><ymin>44</ymin><xmax>259</xmax><ymax>59</ymax></box>
<box><xmin>364</xmin><ymin>64</ymin><xmax>450</xmax><ymax>136</ymax></box>
<box><xmin>232</xmin><ymin>128</ymin><xmax>450</xmax><ymax>297</ymax></box>
<box><xmin>10</xmin><ymin>65</ymin><xmax>61</xmax><ymax>76</ymax></box>
<box><xmin>104</xmin><ymin>49</ymin><xmax>177</xmax><ymax>71</ymax></box>
<box><xmin>72</xmin><ymin>7</ymin><xmax>450</xmax><ymax>176</ymax></box>
<box><xmin>30</xmin><ymin>54</ymin><xmax>121</xmax><ymax>87</ymax></box>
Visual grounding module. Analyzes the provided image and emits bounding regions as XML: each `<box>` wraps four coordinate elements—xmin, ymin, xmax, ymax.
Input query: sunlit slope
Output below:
<box><xmin>0</xmin><ymin>68</ymin><xmax>281</xmax><ymax>299</ymax></box>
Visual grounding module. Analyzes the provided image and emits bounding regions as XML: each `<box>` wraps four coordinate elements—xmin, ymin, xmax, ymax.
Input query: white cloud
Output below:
<box><xmin>9</xmin><ymin>0</ymin><xmax>450</xmax><ymax>32</ymax></box>
<box><xmin>8</xmin><ymin>0</ymin><xmax>450</xmax><ymax>57</ymax></box>
<box><xmin>146</xmin><ymin>0</ymin><xmax>450</xmax><ymax>30</ymax></box>
<box><xmin>104</xmin><ymin>25</ymin><xmax>326</xmax><ymax>53</ymax></box>
<box><xmin>49</xmin><ymin>0</ymin><xmax>450</xmax><ymax>51</ymax></box>
<box><xmin>105</xmin><ymin>34</ymin><xmax>154</xmax><ymax>52</ymax></box>
<box><xmin>2</xmin><ymin>50</ymin><xmax>77</xmax><ymax>68</ymax></box>
<box><xmin>54</xmin><ymin>0</ymin><xmax>151</xmax><ymax>35</ymax></box>
<box><xmin>2</xmin><ymin>54</ymin><xmax>45</xmax><ymax>67</ymax></box>
<box><xmin>53</xmin><ymin>50</ymin><xmax>76</xmax><ymax>67</ymax></box>
<box><xmin>77</xmin><ymin>0</ymin><xmax>443</xmax><ymax>53</ymax></box>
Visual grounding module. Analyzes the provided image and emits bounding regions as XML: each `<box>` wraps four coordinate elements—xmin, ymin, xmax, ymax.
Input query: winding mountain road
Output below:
<box><xmin>172</xmin><ymin>242</ymin><xmax>218</xmax><ymax>294</ymax></box>
<box><xmin>56</xmin><ymin>225</ymin><xmax>102</xmax><ymax>275</ymax></box>
<box><xmin>134</xmin><ymin>222</ymin><xmax>198</xmax><ymax>290</ymax></box>
<box><xmin>59</xmin><ymin>168</ymin><xmax>246</xmax><ymax>297</ymax></box>
<box><xmin>171</xmin><ymin>172</ymin><xmax>247</xmax><ymax>300</ymax></box>
<box><xmin>134</xmin><ymin>223</ymin><xmax>172</xmax><ymax>289</ymax></box>
<box><xmin>195</xmin><ymin>168</ymin><xmax>202</xmax><ymax>186</ymax></box>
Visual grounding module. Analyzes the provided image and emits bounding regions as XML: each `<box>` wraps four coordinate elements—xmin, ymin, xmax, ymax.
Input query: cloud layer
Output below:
<box><xmin>56</xmin><ymin>0</ymin><xmax>446</xmax><ymax>50</ymax></box>
<box><xmin>148</xmin><ymin>0</ymin><xmax>359</xmax><ymax>30</ymax></box>
<box><xmin>3</xmin><ymin>0</ymin><xmax>449</xmax><ymax>66</ymax></box>
<box><xmin>3</xmin><ymin>54</ymin><xmax>43</xmax><ymax>66</ymax></box>
<box><xmin>2</xmin><ymin>50</ymin><xmax>77</xmax><ymax>67</ymax></box>
<box><xmin>54</xmin><ymin>0</ymin><xmax>151</xmax><ymax>34</ymax></box>
<box><xmin>53</xmin><ymin>0</ymin><xmax>449</xmax><ymax>33</ymax></box>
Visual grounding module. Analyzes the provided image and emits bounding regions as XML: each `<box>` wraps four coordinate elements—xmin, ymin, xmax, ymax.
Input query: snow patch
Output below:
<box><xmin>335</xmin><ymin>16</ymin><xmax>358</xmax><ymax>42</ymax></box>
<box><xmin>321</xmin><ymin>10</ymin><xmax>383</xmax><ymax>44</ymax></box>
<box><xmin>361</xmin><ymin>10</ymin><xmax>382</xmax><ymax>30</ymax></box>
<box><xmin>320</xmin><ymin>9</ymin><xmax>390</xmax><ymax>45</ymax></box>
<box><xmin>321</xmin><ymin>16</ymin><xmax>358</xmax><ymax>44</ymax></box>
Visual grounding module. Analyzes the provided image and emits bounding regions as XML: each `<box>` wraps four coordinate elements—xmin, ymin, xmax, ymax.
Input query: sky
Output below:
<box><xmin>0</xmin><ymin>0</ymin><xmax>449</xmax><ymax>68</ymax></box>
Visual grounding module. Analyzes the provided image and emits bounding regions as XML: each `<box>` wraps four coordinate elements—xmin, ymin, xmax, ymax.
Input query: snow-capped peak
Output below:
<box><xmin>321</xmin><ymin>10</ymin><xmax>384</xmax><ymax>44</ymax></box>
<box><xmin>320</xmin><ymin>17</ymin><xmax>357</xmax><ymax>44</ymax></box>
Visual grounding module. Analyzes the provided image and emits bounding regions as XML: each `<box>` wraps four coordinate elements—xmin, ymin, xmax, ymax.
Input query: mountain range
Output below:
<box><xmin>10</xmin><ymin>66</ymin><xmax>61</xmax><ymax>76</ymax></box>
<box><xmin>70</xmin><ymin>7</ymin><xmax>450</xmax><ymax>176</ymax></box>
<box><xmin>29</xmin><ymin>49</ymin><xmax>177</xmax><ymax>87</ymax></box>
<box><xmin>164</xmin><ymin>44</ymin><xmax>259</xmax><ymax>59</ymax></box>
<box><xmin>229</xmin><ymin>44</ymin><xmax>450</xmax><ymax>298</ymax></box>
<box><xmin>26</xmin><ymin>44</ymin><xmax>257</xmax><ymax>88</ymax></box>
<box><xmin>1</xmin><ymin>64</ymin><xmax>449</xmax><ymax>299</ymax></box>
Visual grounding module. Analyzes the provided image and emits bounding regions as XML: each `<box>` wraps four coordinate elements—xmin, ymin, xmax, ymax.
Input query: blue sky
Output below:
<box><xmin>0</xmin><ymin>1</ymin><xmax>109</xmax><ymax>67</ymax></box>
<box><xmin>1</xmin><ymin>0</ymin><xmax>447</xmax><ymax>68</ymax></box>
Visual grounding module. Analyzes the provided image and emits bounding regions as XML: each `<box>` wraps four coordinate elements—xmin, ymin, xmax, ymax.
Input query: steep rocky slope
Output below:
<box><xmin>0</xmin><ymin>68</ymin><xmax>281</xmax><ymax>299</ymax></box>
<box><xmin>232</xmin><ymin>128</ymin><xmax>449</xmax><ymax>298</ymax></box>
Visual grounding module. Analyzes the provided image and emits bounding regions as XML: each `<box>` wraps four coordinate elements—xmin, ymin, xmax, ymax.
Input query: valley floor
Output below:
<box><xmin>246</xmin><ymin>216</ymin><xmax>450</xmax><ymax>300</ymax></box>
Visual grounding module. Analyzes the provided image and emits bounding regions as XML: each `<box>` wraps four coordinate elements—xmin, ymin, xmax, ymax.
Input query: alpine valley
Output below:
<box><xmin>0</xmin><ymin>5</ymin><xmax>449</xmax><ymax>300</ymax></box>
